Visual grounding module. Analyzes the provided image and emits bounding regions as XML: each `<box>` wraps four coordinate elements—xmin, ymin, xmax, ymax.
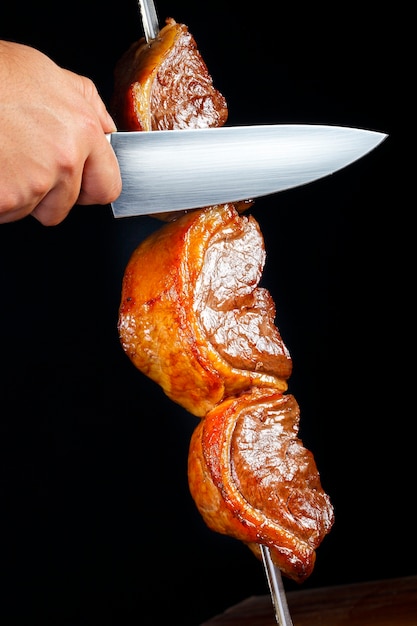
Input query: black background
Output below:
<box><xmin>0</xmin><ymin>1</ymin><xmax>408</xmax><ymax>624</ymax></box>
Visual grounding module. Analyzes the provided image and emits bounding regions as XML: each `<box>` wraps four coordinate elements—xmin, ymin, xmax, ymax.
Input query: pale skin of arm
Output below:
<box><xmin>0</xmin><ymin>40</ymin><xmax>122</xmax><ymax>225</ymax></box>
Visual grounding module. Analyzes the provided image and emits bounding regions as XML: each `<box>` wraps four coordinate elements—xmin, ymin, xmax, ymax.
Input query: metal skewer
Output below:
<box><xmin>137</xmin><ymin>0</ymin><xmax>159</xmax><ymax>42</ymax></box>
<box><xmin>261</xmin><ymin>545</ymin><xmax>294</xmax><ymax>626</ymax></box>
<box><xmin>135</xmin><ymin>4</ymin><xmax>293</xmax><ymax>625</ymax></box>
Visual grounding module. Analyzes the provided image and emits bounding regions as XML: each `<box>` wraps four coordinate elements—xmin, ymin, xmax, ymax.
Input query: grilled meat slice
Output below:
<box><xmin>111</xmin><ymin>17</ymin><xmax>228</xmax><ymax>132</ymax></box>
<box><xmin>118</xmin><ymin>204</ymin><xmax>292</xmax><ymax>417</ymax></box>
<box><xmin>188</xmin><ymin>387</ymin><xmax>334</xmax><ymax>583</ymax></box>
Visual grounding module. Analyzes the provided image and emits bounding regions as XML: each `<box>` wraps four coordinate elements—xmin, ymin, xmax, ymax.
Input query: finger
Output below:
<box><xmin>31</xmin><ymin>176</ymin><xmax>82</xmax><ymax>226</ymax></box>
<box><xmin>0</xmin><ymin>176</ymin><xmax>57</xmax><ymax>224</ymax></box>
<box><xmin>0</xmin><ymin>205</ymin><xmax>30</xmax><ymax>224</ymax></box>
<box><xmin>76</xmin><ymin>133</ymin><xmax>122</xmax><ymax>206</ymax></box>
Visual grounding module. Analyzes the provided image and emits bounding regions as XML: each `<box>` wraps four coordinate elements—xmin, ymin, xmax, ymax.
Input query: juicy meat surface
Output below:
<box><xmin>111</xmin><ymin>18</ymin><xmax>228</xmax><ymax>131</ymax></box>
<box><xmin>118</xmin><ymin>205</ymin><xmax>292</xmax><ymax>417</ymax></box>
<box><xmin>188</xmin><ymin>388</ymin><xmax>335</xmax><ymax>582</ymax></box>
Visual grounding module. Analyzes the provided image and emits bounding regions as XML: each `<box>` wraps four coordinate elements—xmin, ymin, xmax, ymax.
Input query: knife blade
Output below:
<box><xmin>107</xmin><ymin>124</ymin><xmax>387</xmax><ymax>218</ymax></box>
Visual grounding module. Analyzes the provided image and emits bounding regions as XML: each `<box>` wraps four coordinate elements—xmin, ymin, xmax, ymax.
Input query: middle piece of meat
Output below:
<box><xmin>118</xmin><ymin>204</ymin><xmax>293</xmax><ymax>417</ymax></box>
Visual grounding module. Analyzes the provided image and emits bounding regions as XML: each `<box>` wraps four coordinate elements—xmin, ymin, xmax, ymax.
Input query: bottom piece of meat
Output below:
<box><xmin>188</xmin><ymin>386</ymin><xmax>334</xmax><ymax>583</ymax></box>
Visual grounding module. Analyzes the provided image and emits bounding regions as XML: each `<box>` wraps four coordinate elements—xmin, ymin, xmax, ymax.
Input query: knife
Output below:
<box><xmin>107</xmin><ymin>124</ymin><xmax>387</xmax><ymax>218</ymax></box>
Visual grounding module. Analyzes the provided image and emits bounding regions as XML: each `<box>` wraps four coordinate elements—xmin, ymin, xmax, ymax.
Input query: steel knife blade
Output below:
<box><xmin>107</xmin><ymin>124</ymin><xmax>387</xmax><ymax>218</ymax></box>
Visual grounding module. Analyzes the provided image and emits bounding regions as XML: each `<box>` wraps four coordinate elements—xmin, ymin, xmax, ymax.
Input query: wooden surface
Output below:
<box><xmin>202</xmin><ymin>575</ymin><xmax>417</xmax><ymax>625</ymax></box>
